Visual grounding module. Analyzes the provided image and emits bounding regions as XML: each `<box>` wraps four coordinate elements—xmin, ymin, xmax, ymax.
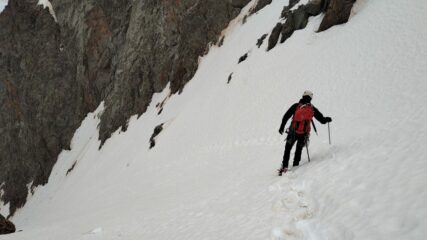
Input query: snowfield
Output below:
<box><xmin>3</xmin><ymin>0</ymin><xmax>427</xmax><ymax>239</ymax></box>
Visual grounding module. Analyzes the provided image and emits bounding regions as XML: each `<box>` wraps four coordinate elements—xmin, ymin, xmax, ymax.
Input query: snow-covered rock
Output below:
<box><xmin>37</xmin><ymin>0</ymin><xmax>57</xmax><ymax>22</ymax></box>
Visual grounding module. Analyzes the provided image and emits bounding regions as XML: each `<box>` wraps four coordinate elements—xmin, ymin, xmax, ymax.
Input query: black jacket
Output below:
<box><xmin>279</xmin><ymin>98</ymin><xmax>329</xmax><ymax>133</ymax></box>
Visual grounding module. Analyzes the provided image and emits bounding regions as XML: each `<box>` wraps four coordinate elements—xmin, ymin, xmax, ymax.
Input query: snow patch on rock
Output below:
<box><xmin>37</xmin><ymin>0</ymin><xmax>57</xmax><ymax>22</ymax></box>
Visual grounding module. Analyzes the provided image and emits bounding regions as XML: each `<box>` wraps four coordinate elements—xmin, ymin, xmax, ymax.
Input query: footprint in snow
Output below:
<box><xmin>269</xmin><ymin>174</ymin><xmax>317</xmax><ymax>240</ymax></box>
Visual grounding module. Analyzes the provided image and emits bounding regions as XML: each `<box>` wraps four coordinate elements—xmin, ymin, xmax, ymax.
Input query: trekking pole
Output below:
<box><xmin>328</xmin><ymin>122</ymin><xmax>331</xmax><ymax>145</ymax></box>
<box><xmin>305</xmin><ymin>138</ymin><xmax>311</xmax><ymax>162</ymax></box>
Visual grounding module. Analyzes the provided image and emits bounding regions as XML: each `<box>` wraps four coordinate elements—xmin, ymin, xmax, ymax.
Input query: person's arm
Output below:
<box><xmin>313</xmin><ymin>106</ymin><xmax>332</xmax><ymax>124</ymax></box>
<box><xmin>279</xmin><ymin>103</ymin><xmax>298</xmax><ymax>134</ymax></box>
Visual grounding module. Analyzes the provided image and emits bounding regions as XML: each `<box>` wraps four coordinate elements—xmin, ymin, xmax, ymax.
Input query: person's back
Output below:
<box><xmin>278</xmin><ymin>90</ymin><xmax>332</xmax><ymax>175</ymax></box>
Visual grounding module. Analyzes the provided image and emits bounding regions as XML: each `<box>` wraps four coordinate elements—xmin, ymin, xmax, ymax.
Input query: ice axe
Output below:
<box><xmin>311</xmin><ymin>120</ymin><xmax>318</xmax><ymax>136</ymax></box>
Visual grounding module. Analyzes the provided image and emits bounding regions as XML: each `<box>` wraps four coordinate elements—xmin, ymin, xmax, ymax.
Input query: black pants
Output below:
<box><xmin>282</xmin><ymin>131</ymin><xmax>307</xmax><ymax>168</ymax></box>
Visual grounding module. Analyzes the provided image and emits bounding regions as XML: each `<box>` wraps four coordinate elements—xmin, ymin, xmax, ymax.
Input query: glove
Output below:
<box><xmin>325</xmin><ymin>117</ymin><xmax>332</xmax><ymax>123</ymax></box>
<box><xmin>279</xmin><ymin>128</ymin><xmax>284</xmax><ymax>135</ymax></box>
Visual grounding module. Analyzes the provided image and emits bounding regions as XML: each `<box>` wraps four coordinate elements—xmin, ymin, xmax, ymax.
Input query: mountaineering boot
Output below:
<box><xmin>278</xmin><ymin>167</ymin><xmax>288</xmax><ymax>176</ymax></box>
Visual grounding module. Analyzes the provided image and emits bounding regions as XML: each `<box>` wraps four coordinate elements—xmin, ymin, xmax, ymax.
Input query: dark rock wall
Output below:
<box><xmin>0</xmin><ymin>0</ymin><xmax>244</xmax><ymax>216</ymax></box>
<box><xmin>0</xmin><ymin>0</ymin><xmax>83</xmax><ymax>215</ymax></box>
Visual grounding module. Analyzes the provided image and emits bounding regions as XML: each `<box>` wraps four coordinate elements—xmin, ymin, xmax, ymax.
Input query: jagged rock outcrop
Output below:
<box><xmin>0</xmin><ymin>0</ymin><xmax>243</xmax><ymax>216</ymax></box>
<box><xmin>293</xmin><ymin>5</ymin><xmax>310</xmax><ymax>30</ymax></box>
<box><xmin>305</xmin><ymin>0</ymin><xmax>327</xmax><ymax>16</ymax></box>
<box><xmin>149</xmin><ymin>123</ymin><xmax>164</xmax><ymax>149</ymax></box>
<box><xmin>238</xmin><ymin>53</ymin><xmax>249</xmax><ymax>63</ymax></box>
<box><xmin>281</xmin><ymin>0</ymin><xmax>300</xmax><ymax>18</ymax></box>
<box><xmin>280</xmin><ymin>14</ymin><xmax>295</xmax><ymax>43</ymax></box>
<box><xmin>227</xmin><ymin>73</ymin><xmax>233</xmax><ymax>84</ymax></box>
<box><xmin>318</xmin><ymin>0</ymin><xmax>356</xmax><ymax>32</ymax></box>
<box><xmin>267</xmin><ymin>23</ymin><xmax>283</xmax><ymax>51</ymax></box>
<box><xmin>0</xmin><ymin>214</ymin><xmax>15</xmax><ymax>235</ymax></box>
<box><xmin>267</xmin><ymin>0</ymin><xmax>356</xmax><ymax>51</ymax></box>
<box><xmin>256</xmin><ymin>34</ymin><xmax>268</xmax><ymax>48</ymax></box>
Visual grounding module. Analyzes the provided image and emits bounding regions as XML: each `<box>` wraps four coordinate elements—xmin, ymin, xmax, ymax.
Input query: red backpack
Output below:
<box><xmin>292</xmin><ymin>104</ymin><xmax>314</xmax><ymax>134</ymax></box>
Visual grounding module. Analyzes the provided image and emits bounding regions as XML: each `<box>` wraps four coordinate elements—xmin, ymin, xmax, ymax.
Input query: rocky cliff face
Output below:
<box><xmin>0</xmin><ymin>0</ymin><xmax>244</xmax><ymax>216</ymax></box>
<box><xmin>0</xmin><ymin>0</ymin><xmax>82</xmax><ymax>216</ymax></box>
<box><xmin>97</xmin><ymin>0</ymin><xmax>242</xmax><ymax>144</ymax></box>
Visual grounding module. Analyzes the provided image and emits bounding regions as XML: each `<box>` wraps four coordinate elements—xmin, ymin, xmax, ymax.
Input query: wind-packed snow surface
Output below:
<box><xmin>4</xmin><ymin>0</ymin><xmax>427</xmax><ymax>239</ymax></box>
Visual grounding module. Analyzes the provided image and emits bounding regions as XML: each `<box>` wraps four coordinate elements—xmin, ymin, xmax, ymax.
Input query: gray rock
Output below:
<box><xmin>256</xmin><ymin>34</ymin><xmax>268</xmax><ymax>48</ymax></box>
<box><xmin>281</xmin><ymin>0</ymin><xmax>300</xmax><ymax>18</ymax></box>
<box><xmin>218</xmin><ymin>36</ymin><xmax>225</xmax><ymax>47</ymax></box>
<box><xmin>238</xmin><ymin>53</ymin><xmax>249</xmax><ymax>63</ymax></box>
<box><xmin>271</xmin><ymin>0</ymin><xmax>343</xmax><ymax>49</ymax></box>
<box><xmin>149</xmin><ymin>124</ymin><xmax>164</xmax><ymax>149</ymax></box>
<box><xmin>267</xmin><ymin>23</ymin><xmax>283</xmax><ymax>51</ymax></box>
<box><xmin>289</xmin><ymin>0</ymin><xmax>301</xmax><ymax>8</ymax></box>
<box><xmin>280</xmin><ymin>14</ymin><xmax>295</xmax><ymax>43</ymax></box>
<box><xmin>229</xmin><ymin>0</ymin><xmax>251</xmax><ymax>8</ymax></box>
<box><xmin>237</xmin><ymin>53</ymin><xmax>248</xmax><ymax>63</ymax></box>
<box><xmin>66</xmin><ymin>161</ymin><xmax>77</xmax><ymax>176</ymax></box>
<box><xmin>250</xmin><ymin>0</ymin><xmax>272</xmax><ymax>15</ymax></box>
<box><xmin>305</xmin><ymin>0</ymin><xmax>327</xmax><ymax>16</ymax></box>
<box><xmin>293</xmin><ymin>5</ymin><xmax>309</xmax><ymax>30</ymax></box>
<box><xmin>227</xmin><ymin>73</ymin><xmax>233</xmax><ymax>84</ymax></box>
<box><xmin>318</xmin><ymin>0</ymin><xmax>356</xmax><ymax>32</ymax></box>
<box><xmin>0</xmin><ymin>214</ymin><xmax>15</xmax><ymax>235</ymax></box>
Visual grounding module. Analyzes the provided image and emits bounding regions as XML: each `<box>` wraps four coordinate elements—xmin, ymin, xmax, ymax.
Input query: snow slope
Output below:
<box><xmin>3</xmin><ymin>0</ymin><xmax>427</xmax><ymax>239</ymax></box>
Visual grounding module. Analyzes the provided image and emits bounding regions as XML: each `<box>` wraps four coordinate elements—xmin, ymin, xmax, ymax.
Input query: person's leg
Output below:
<box><xmin>293</xmin><ymin>134</ymin><xmax>306</xmax><ymax>166</ymax></box>
<box><xmin>282</xmin><ymin>134</ymin><xmax>296</xmax><ymax>169</ymax></box>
